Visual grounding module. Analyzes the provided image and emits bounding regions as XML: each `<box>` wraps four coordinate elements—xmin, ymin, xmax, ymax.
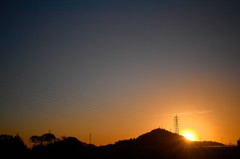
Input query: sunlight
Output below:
<box><xmin>181</xmin><ymin>129</ymin><xmax>198</xmax><ymax>141</ymax></box>
<box><xmin>183</xmin><ymin>132</ymin><xmax>194</xmax><ymax>141</ymax></box>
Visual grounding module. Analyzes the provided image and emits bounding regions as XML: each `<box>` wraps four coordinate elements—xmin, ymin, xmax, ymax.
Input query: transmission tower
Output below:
<box><xmin>174</xmin><ymin>115</ymin><xmax>180</xmax><ymax>134</ymax></box>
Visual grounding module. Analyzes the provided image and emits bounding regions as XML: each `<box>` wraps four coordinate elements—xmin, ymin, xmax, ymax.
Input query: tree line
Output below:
<box><xmin>1</xmin><ymin>129</ymin><xmax>239</xmax><ymax>159</ymax></box>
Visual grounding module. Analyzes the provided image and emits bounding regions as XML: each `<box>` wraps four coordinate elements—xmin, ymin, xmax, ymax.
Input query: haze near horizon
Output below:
<box><xmin>1</xmin><ymin>0</ymin><xmax>240</xmax><ymax>146</ymax></box>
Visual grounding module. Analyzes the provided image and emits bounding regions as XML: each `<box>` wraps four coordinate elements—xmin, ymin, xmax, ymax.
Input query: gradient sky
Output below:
<box><xmin>1</xmin><ymin>0</ymin><xmax>240</xmax><ymax>146</ymax></box>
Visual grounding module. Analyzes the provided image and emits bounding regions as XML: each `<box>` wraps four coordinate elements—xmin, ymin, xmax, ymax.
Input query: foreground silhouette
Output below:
<box><xmin>1</xmin><ymin>129</ymin><xmax>240</xmax><ymax>159</ymax></box>
<box><xmin>0</xmin><ymin>134</ymin><xmax>29</xmax><ymax>158</ymax></box>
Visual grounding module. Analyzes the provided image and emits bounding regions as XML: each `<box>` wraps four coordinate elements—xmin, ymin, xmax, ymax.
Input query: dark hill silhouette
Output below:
<box><xmin>113</xmin><ymin>128</ymin><xmax>186</xmax><ymax>149</ymax></box>
<box><xmin>31</xmin><ymin>135</ymin><xmax>90</xmax><ymax>158</ymax></box>
<box><xmin>136</xmin><ymin>128</ymin><xmax>186</xmax><ymax>147</ymax></box>
<box><xmin>1</xmin><ymin>129</ymin><xmax>240</xmax><ymax>159</ymax></box>
<box><xmin>97</xmin><ymin>129</ymin><xmax>238</xmax><ymax>159</ymax></box>
<box><xmin>97</xmin><ymin>129</ymin><xmax>187</xmax><ymax>159</ymax></box>
<box><xmin>191</xmin><ymin>140</ymin><xmax>224</xmax><ymax>147</ymax></box>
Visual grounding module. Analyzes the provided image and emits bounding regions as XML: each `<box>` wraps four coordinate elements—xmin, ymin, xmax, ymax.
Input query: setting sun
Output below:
<box><xmin>181</xmin><ymin>129</ymin><xmax>198</xmax><ymax>141</ymax></box>
<box><xmin>183</xmin><ymin>132</ymin><xmax>195</xmax><ymax>141</ymax></box>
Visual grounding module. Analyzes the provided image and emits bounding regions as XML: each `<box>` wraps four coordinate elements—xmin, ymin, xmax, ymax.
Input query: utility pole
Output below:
<box><xmin>174</xmin><ymin>115</ymin><xmax>180</xmax><ymax>134</ymax></box>
<box><xmin>89</xmin><ymin>133</ymin><xmax>91</xmax><ymax>145</ymax></box>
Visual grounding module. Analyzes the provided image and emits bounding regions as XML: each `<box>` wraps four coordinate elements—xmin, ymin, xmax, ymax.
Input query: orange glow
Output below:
<box><xmin>181</xmin><ymin>129</ymin><xmax>198</xmax><ymax>141</ymax></box>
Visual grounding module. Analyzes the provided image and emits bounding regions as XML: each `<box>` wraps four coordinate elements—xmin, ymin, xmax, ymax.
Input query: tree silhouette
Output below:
<box><xmin>30</xmin><ymin>135</ymin><xmax>41</xmax><ymax>145</ymax></box>
<box><xmin>41</xmin><ymin>133</ymin><xmax>56</xmax><ymax>144</ymax></box>
<box><xmin>0</xmin><ymin>134</ymin><xmax>29</xmax><ymax>158</ymax></box>
<box><xmin>2</xmin><ymin>129</ymin><xmax>240</xmax><ymax>159</ymax></box>
<box><xmin>30</xmin><ymin>133</ymin><xmax>56</xmax><ymax>146</ymax></box>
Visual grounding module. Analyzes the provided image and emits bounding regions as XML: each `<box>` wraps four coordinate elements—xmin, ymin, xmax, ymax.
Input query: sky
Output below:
<box><xmin>1</xmin><ymin>0</ymin><xmax>240</xmax><ymax>146</ymax></box>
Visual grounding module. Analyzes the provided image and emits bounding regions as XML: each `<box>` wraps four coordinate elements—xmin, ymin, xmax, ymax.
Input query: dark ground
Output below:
<box><xmin>1</xmin><ymin>129</ymin><xmax>240</xmax><ymax>159</ymax></box>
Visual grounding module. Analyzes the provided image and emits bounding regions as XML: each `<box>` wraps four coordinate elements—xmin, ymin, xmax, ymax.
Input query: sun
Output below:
<box><xmin>183</xmin><ymin>132</ymin><xmax>195</xmax><ymax>141</ymax></box>
<box><xmin>181</xmin><ymin>129</ymin><xmax>198</xmax><ymax>141</ymax></box>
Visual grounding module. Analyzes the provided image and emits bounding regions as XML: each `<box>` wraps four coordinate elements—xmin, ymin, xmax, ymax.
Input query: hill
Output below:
<box><xmin>96</xmin><ymin>129</ymin><xmax>187</xmax><ymax>159</ymax></box>
<box><xmin>114</xmin><ymin>128</ymin><xmax>186</xmax><ymax>148</ymax></box>
<box><xmin>1</xmin><ymin>129</ymin><xmax>239</xmax><ymax>159</ymax></box>
<box><xmin>96</xmin><ymin>129</ymin><xmax>233</xmax><ymax>159</ymax></box>
<box><xmin>191</xmin><ymin>141</ymin><xmax>224</xmax><ymax>147</ymax></box>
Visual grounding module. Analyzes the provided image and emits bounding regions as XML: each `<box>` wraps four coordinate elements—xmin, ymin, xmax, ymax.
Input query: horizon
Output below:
<box><xmin>1</xmin><ymin>0</ymin><xmax>240</xmax><ymax>147</ymax></box>
<box><xmin>3</xmin><ymin>123</ymin><xmax>239</xmax><ymax>147</ymax></box>
<box><xmin>2</xmin><ymin>127</ymin><xmax>230</xmax><ymax>148</ymax></box>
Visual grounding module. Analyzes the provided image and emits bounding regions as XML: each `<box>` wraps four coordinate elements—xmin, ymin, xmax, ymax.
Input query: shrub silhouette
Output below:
<box><xmin>29</xmin><ymin>135</ymin><xmax>41</xmax><ymax>145</ymax></box>
<box><xmin>30</xmin><ymin>133</ymin><xmax>56</xmax><ymax>145</ymax></box>
<box><xmin>31</xmin><ymin>134</ymin><xmax>87</xmax><ymax>158</ymax></box>
<box><xmin>41</xmin><ymin>133</ymin><xmax>56</xmax><ymax>144</ymax></box>
<box><xmin>0</xmin><ymin>134</ymin><xmax>29</xmax><ymax>158</ymax></box>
